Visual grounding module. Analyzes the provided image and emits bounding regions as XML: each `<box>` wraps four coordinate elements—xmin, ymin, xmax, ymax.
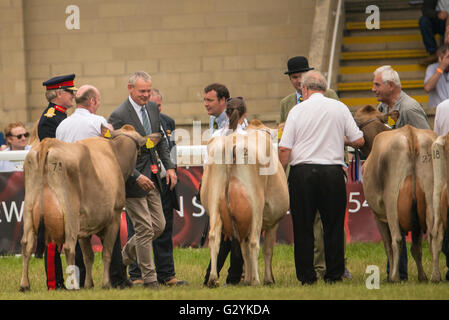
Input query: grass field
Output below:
<box><xmin>1</xmin><ymin>242</ymin><xmax>448</xmax><ymax>300</ymax></box>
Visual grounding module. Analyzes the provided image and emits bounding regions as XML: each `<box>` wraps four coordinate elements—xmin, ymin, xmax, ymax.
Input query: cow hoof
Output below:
<box><xmin>430</xmin><ymin>275</ymin><xmax>441</xmax><ymax>283</ymax></box>
<box><xmin>264</xmin><ymin>280</ymin><xmax>275</xmax><ymax>286</ymax></box>
<box><xmin>207</xmin><ymin>280</ymin><xmax>219</xmax><ymax>288</ymax></box>
<box><xmin>19</xmin><ymin>286</ymin><xmax>30</xmax><ymax>292</ymax></box>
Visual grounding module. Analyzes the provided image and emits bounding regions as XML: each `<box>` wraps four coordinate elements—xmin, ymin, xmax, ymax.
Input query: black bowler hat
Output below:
<box><xmin>284</xmin><ymin>56</ymin><xmax>314</xmax><ymax>75</ymax></box>
<box><xmin>42</xmin><ymin>74</ymin><xmax>78</xmax><ymax>91</ymax></box>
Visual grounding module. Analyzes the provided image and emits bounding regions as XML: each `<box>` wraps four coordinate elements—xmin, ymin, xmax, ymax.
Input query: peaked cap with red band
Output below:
<box><xmin>43</xmin><ymin>73</ymin><xmax>78</xmax><ymax>91</ymax></box>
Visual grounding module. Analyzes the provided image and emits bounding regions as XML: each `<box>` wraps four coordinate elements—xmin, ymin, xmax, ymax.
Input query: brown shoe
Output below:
<box><xmin>132</xmin><ymin>279</ymin><xmax>144</xmax><ymax>285</ymax></box>
<box><xmin>419</xmin><ymin>53</ymin><xmax>438</xmax><ymax>66</ymax></box>
<box><xmin>163</xmin><ymin>277</ymin><xmax>189</xmax><ymax>287</ymax></box>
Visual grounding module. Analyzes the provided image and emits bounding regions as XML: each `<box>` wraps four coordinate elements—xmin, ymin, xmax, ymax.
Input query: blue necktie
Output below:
<box><xmin>141</xmin><ymin>106</ymin><xmax>152</xmax><ymax>134</ymax></box>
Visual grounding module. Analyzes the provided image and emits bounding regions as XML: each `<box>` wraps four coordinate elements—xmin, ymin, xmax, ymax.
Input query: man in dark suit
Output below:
<box><xmin>109</xmin><ymin>71</ymin><xmax>177</xmax><ymax>289</ymax></box>
<box><xmin>124</xmin><ymin>88</ymin><xmax>187</xmax><ymax>286</ymax></box>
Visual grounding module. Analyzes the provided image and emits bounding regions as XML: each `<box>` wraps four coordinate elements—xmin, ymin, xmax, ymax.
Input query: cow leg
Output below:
<box><xmin>430</xmin><ymin>221</ymin><xmax>444</xmax><ymax>283</ymax></box>
<box><xmin>100</xmin><ymin>221</ymin><xmax>120</xmax><ymax>289</ymax></box>
<box><xmin>389</xmin><ymin>229</ymin><xmax>403</xmax><ymax>283</ymax></box>
<box><xmin>19</xmin><ymin>207</ymin><xmax>35</xmax><ymax>292</ymax></box>
<box><xmin>240</xmin><ymin>238</ymin><xmax>250</xmax><ymax>285</ymax></box>
<box><xmin>246</xmin><ymin>220</ymin><xmax>262</xmax><ymax>286</ymax></box>
<box><xmin>375</xmin><ymin>218</ymin><xmax>394</xmax><ymax>281</ymax></box>
<box><xmin>79</xmin><ymin>237</ymin><xmax>94</xmax><ymax>289</ymax></box>
<box><xmin>63</xmin><ymin>235</ymin><xmax>78</xmax><ymax>289</ymax></box>
<box><xmin>262</xmin><ymin>223</ymin><xmax>279</xmax><ymax>285</ymax></box>
<box><xmin>410</xmin><ymin>230</ymin><xmax>427</xmax><ymax>281</ymax></box>
<box><xmin>207</xmin><ymin>213</ymin><xmax>222</xmax><ymax>288</ymax></box>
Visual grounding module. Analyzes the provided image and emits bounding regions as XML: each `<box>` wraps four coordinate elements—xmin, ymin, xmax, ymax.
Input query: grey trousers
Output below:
<box><xmin>124</xmin><ymin>188</ymin><xmax>166</xmax><ymax>284</ymax></box>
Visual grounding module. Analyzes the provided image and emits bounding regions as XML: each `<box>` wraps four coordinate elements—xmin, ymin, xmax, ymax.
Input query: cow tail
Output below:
<box><xmin>35</xmin><ymin>140</ymin><xmax>51</xmax><ymax>257</ymax></box>
<box><xmin>409</xmin><ymin>127</ymin><xmax>420</xmax><ymax>235</ymax></box>
<box><xmin>224</xmin><ymin>160</ymin><xmax>238</xmax><ymax>241</ymax></box>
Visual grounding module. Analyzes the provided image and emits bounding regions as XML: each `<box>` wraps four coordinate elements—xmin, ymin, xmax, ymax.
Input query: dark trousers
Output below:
<box><xmin>289</xmin><ymin>164</ymin><xmax>346</xmax><ymax>284</ymax></box>
<box><xmin>419</xmin><ymin>15</ymin><xmax>446</xmax><ymax>54</ymax></box>
<box><xmin>127</xmin><ymin>177</ymin><xmax>177</xmax><ymax>283</ymax></box>
<box><xmin>386</xmin><ymin>234</ymin><xmax>408</xmax><ymax>280</ymax></box>
<box><xmin>203</xmin><ymin>234</ymin><xmax>244</xmax><ymax>285</ymax></box>
<box><xmin>75</xmin><ymin>229</ymin><xmax>128</xmax><ymax>288</ymax></box>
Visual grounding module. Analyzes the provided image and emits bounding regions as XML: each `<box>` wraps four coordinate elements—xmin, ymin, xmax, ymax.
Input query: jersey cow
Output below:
<box><xmin>201</xmin><ymin>120</ymin><xmax>289</xmax><ymax>287</ymax></box>
<box><xmin>430</xmin><ymin>134</ymin><xmax>449</xmax><ymax>282</ymax></box>
<box><xmin>20</xmin><ymin>125</ymin><xmax>159</xmax><ymax>291</ymax></box>
<box><xmin>355</xmin><ymin>106</ymin><xmax>436</xmax><ymax>282</ymax></box>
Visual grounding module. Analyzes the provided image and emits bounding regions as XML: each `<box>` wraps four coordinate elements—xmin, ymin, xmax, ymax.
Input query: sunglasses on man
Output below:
<box><xmin>8</xmin><ymin>132</ymin><xmax>30</xmax><ymax>139</ymax></box>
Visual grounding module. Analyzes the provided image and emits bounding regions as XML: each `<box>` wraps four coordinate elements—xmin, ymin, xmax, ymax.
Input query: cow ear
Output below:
<box><xmin>141</xmin><ymin>133</ymin><xmax>161</xmax><ymax>148</ymax></box>
<box><xmin>148</xmin><ymin>133</ymin><xmax>161</xmax><ymax>146</ymax></box>
<box><xmin>101</xmin><ymin>124</ymin><xmax>114</xmax><ymax>139</ymax></box>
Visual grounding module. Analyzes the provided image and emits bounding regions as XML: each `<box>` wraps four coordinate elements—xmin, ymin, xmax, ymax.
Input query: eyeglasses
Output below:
<box><xmin>8</xmin><ymin>132</ymin><xmax>29</xmax><ymax>139</ymax></box>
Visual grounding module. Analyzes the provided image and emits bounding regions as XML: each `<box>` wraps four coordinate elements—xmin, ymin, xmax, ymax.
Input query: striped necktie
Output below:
<box><xmin>141</xmin><ymin>106</ymin><xmax>152</xmax><ymax>134</ymax></box>
<box><xmin>213</xmin><ymin>118</ymin><xmax>218</xmax><ymax>130</ymax></box>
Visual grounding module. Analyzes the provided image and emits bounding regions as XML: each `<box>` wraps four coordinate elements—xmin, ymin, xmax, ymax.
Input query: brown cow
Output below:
<box><xmin>201</xmin><ymin>120</ymin><xmax>289</xmax><ymax>287</ymax></box>
<box><xmin>20</xmin><ymin>125</ymin><xmax>159</xmax><ymax>291</ymax></box>
<box><xmin>356</xmin><ymin>105</ymin><xmax>436</xmax><ymax>282</ymax></box>
<box><xmin>430</xmin><ymin>134</ymin><xmax>449</xmax><ymax>282</ymax></box>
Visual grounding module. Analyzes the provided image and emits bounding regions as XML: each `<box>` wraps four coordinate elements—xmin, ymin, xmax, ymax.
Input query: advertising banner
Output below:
<box><xmin>0</xmin><ymin>162</ymin><xmax>382</xmax><ymax>254</ymax></box>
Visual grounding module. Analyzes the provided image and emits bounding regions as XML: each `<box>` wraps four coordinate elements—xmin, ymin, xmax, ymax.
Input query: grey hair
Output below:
<box><xmin>301</xmin><ymin>70</ymin><xmax>327</xmax><ymax>92</ymax></box>
<box><xmin>150</xmin><ymin>88</ymin><xmax>163</xmax><ymax>100</ymax></box>
<box><xmin>45</xmin><ymin>89</ymin><xmax>65</xmax><ymax>102</ymax></box>
<box><xmin>128</xmin><ymin>71</ymin><xmax>152</xmax><ymax>86</ymax></box>
<box><xmin>373</xmin><ymin>65</ymin><xmax>401</xmax><ymax>87</ymax></box>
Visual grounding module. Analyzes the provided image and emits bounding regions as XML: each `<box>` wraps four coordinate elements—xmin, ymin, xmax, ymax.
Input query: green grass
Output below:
<box><xmin>1</xmin><ymin>242</ymin><xmax>448</xmax><ymax>300</ymax></box>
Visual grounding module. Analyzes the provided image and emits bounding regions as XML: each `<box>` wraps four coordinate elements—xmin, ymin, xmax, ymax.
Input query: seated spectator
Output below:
<box><xmin>419</xmin><ymin>0</ymin><xmax>448</xmax><ymax>66</ymax></box>
<box><xmin>0</xmin><ymin>122</ymin><xmax>31</xmax><ymax>172</ymax></box>
<box><xmin>424</xmin><ymin>44</ymin><xmax>449</xmax><ymax>107</ymax></box>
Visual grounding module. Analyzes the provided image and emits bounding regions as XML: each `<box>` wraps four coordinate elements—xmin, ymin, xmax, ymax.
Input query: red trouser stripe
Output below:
<box><xmin>47</xmin><ymin>243</ymin><xmax>56</xmax><ymax>290</ymax></box>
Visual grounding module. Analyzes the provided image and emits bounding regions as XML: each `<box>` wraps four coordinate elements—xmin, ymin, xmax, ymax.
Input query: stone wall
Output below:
<box><xmin>1</xmin><ymin>0</ymin><xmax>320</xmax><ymax>135</ymax></box>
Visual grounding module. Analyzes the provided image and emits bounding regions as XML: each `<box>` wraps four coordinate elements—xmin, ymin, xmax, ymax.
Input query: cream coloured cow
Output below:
<box><xmin>360</xmin><ymin>115</ymin><xmax>436</xmax><ymax>282</ymax></box>
<box><xmin>20</xmin><ymin>125</ymin><xmax>159</xmax><ymax>291</ymax></box>
<box><xmin>201</xmin><ymin>120</ymin><xmax>289</xmax><ymax>287</ymax></box>
<box><xmin>430</xmin><ymin>134</ymin><xmax>449</xmax><ymax>282</ymax></box>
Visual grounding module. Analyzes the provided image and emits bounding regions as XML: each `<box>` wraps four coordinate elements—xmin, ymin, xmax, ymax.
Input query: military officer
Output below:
<box><xmin>35</xmin><ymin>74</ymin><xmax>77</xmax><ymax>290</ymax></box>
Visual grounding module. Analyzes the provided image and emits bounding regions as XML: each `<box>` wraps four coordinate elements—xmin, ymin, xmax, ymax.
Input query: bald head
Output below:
<box><xmin>75</xmin><ymin>85</ymin><xmax>101</xmax><ymax>113</ymax></box>
<box><xmin>301</xmin><ymin>71</ymin><xmax>327</xmax><ymax>100</ymax></box>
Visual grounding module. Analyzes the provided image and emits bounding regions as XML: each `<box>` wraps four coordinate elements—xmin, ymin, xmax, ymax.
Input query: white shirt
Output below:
<box><xmin>0</xmin><ymin>145</ymin><xmax>32</xmax><ymax>172</ymax></box>
<box><xmin>279</xmin><ymin>92</ymin><xmax>363</xmax><ymax>166</ymax></box>
<box><xmin>129</xmin><ymin>96</ymin><xmax>152</xmax><ymax>133</ymax></box>
<box><xmin>56</xmin><ymin>108</ymin><xmax>109</xmax><ymax>143</ymax></box>
<box><xmin>434</xmin><ymin>99</ymin><xmax>449</xmax><ymax>136</ymax></box>
<box><xmin>437</xmin><ymin>0</ymin><xmax>449</xmax><ymax>12</ymax></box>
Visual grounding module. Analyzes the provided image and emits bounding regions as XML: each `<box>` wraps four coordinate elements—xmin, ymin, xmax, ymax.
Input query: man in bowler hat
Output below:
<box><xmin>280</xmin><ymin>56</ymin><xmax>339</xmax><ymax>123</ymax></box>
<box><xmin>35</xmin><ymin>74</ymin><xmax>77</xmax><ymax>290</ymax></box>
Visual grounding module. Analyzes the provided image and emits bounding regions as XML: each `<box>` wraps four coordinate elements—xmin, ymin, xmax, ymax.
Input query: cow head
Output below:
<box><xmin>353</xmin><ymin>105</ymin><xmax>391</xmax><ymax>157</ymax></box>
<box><xmin>100</xmin><ymin>124</ymin><xmax>161</xmax><ymax>178</ymax></box>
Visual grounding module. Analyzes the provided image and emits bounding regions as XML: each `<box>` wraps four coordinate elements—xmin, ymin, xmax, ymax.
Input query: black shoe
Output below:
<box><xmin>55</xmin><ymin>283</ymin><xmax>67</xmax><ymax>290</ymax></box>
<box><xmin>143</xmin><ymin>281</ymin><xmax>160</xmax><ymax>290</ymax></box>
<box><xmin>301</xmin><ymin>279</ymin><xmax>317</xmax><ymax>286</ymax></box>
<box><xmin>112</xmin><ymin>278</ymin><xmax>133</xmax><ymax>289</ymax></box>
